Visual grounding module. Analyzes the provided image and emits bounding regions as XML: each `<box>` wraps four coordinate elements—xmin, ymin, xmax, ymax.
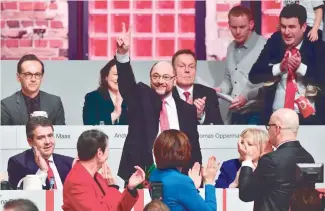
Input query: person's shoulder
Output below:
<box><xmin>53</xmin><ymin>153</ymin><xmax>74</xmax><ymax>164</ymax></box>
<box><xmin>8</xmin><ymin>149</ymin><xmax>30</xmax><ymax>165</ymax></box>
<box><xmin>40</xmin><ymin>91</ymin><xmax>61</xmax><ymax>102</ymax></box>
<box><xmin>1</xmin><ymin>91</ymin><xmax>20</xmax><ymax>104</ymax></box>
<box><xmin>194</xmin><ymin>83</ymin><xmax>215</xmax><ymax>94</ymax></box>
<box><xmin>222</xmin><ymin>158</ymin><xmax>240</xmax><ymax>167</ymax></box>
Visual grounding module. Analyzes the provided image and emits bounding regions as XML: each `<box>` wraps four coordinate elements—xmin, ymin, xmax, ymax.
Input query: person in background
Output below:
<box><xmin>1</xmin><ymin>54</ymin><xmax>65</xmax><ymax>125</ymax></box>
<box><xmin>284</xmin><ymin>0</ymin><xmax>323</xmax><ymax>41</ymax></box>
<box><xmin>83</xmin><ymin>59</ymin><xmax>127</xmax><ymax>125</ymax></box>
<box><xmin>171</xmin><ymin>49</ymin><xmax>223</xmax><ymax>125</ymax></box>
<box><xmin>7</xmin><ymin>116</ymin><xmax>74</xmax><ymax>190</ymax></box>
<box><xmin>215</xmin><ymin>128</ymin><xmax>273</xmax><ymax>188</ymax></box>
<box><xmin>62</xmin><ymin>129</ymin><xmax>145</xmax><ymax>211</ymax></box>
<box><xmin>249</xmin><ymin>4</ymin><xmax>325</xmax><ymax>125</ymax></box>
<box><xmin>3</xmin><ymin>199</ymin><xmax>39</xmax><ymax>211</ymax></box>
<box><xmin>143</xmin><ymin>200</ymin><xmax>170</xmax><ymax>211</ymax></box>
<box><xmin>149</xmin><ymin>129</ymin><xmax>219</xmax><ymax>211</ymax></box>
<box><xmin>239</xmin><ymin>108</ymin><xmax>315</xmax><ymax>211</ymax></box>
<box><xmin>215</xmin><ymin>6</ymin><xmax>266</xmax><ymax>125</ymax></box>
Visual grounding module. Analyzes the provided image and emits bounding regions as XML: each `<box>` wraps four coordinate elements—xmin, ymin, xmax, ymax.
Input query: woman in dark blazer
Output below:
<box><xmin>83</xmin><ymin>59</ymin><xmax>127</xmax><ymax>125</ymax></box>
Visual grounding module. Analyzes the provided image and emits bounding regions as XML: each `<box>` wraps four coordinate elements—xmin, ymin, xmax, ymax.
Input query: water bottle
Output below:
<box><xmin>99</xmin><ymin>121</ymin><xmax>105</xmax><ymax>125</ymax></box>
<box><xmin>50</xmin><ymin>177</ymin><xmax>55</xmax><ymax>190</ymax></box>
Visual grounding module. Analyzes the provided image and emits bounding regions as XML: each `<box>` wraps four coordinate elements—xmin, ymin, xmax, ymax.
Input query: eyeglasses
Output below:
<box><xmin>151</xmin><ymin>74</ymin><xmax>175</xmax><ymax>81</ymax></box>
<box><xmin>265</xmin><ymin>124</ymin><xmax>277</xmax><ymax>130</ymax></box>
<box><xmin>20</xmin><ymin>72</ymin><xmax>43</xmax><ymax>80</ymax></box>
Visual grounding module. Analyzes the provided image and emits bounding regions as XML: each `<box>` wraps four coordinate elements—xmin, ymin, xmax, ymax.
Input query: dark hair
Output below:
<box><xmin>228</xmin><ymin>5</ymin><xmax>253</xmax><ymax>21</ymax></box>
<box><xmin>3</xmin><ymin>199</ymin><xmax>39</xmax><ymax>211</ymax></box>
<box><xmin>144</xmin><ymin>200</ymin><xmax>170</xmax><ymax>211</ymax></box>
<box><xmin>17</xmin><ymin>54</ymin><xmax>44</xmax><ymax>74</ymax></box>
<box><xmin>26</xmin><ymin>116</ymin><xmax>54</xmax><ymax>139</ymax></box>
<box><xmin>77</xmin><ymin>129</ymin><xmax>108</xmax><ymax>161</ymax></box>
<box><xmin>98</xmin><ymin>59</ymin><xmax>116</xmax><ymax>91</ymax></box>
<box><xmin>280</xmin><ymin>4</ymin><xmax>307</xmax><ymax>26</ymax></box>
<box><xmin>171</xmin><ymin>49</ymin><xmax>197</xmax><ymax>68</ymax></box>
<box><xmin>153</xmin><ymin>129</ymin><xmax>191</xmax><ymax>169</ymax></box>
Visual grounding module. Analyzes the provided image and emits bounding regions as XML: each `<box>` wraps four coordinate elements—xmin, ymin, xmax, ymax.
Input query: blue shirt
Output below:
<box><xmin>149</xmin><ymin>168</ymin><xmax>217</xmax><ymax>211</ymax></box>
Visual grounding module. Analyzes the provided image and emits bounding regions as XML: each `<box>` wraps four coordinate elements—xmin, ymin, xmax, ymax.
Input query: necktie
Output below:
<box><xmin>159</xmin><ymin>100</ymin><xmax>169</xmax><ymax>131</ymax></box>
<box><xmin>183</xmin><ymin>91</ymin><xmax>191</xmax><ymax>103</ymax></box>
<box><xmin>46</xmin><ymin>160</ymin><xmax>56</xmax><ymax>189</ymax></box>
<box><xmin>284</xmin><ymin>48</ymin><xmax>298</xmax><ymax>109</ymax></box>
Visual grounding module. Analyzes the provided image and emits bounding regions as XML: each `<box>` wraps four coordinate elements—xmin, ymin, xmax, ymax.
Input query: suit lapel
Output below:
<box><xmin>26</xmin><ymin>149</ymin><xmax>40</xmax><ymax>173</ymax></box>
<box><xmin>53</xmin><ymin>154</ymin><xmax>65</xmax><ymax>183</ymax></box>
<box><xmin>172</xmin><ymin>87</ymin><xmax>181</xmax><ymax>99</ymax></box>
<box><xmin>16</xmin><ymin>91</ymin><xmax>29</xmax><ymax>125</ymax></box>
<box><xmin>174</xmin><ymin>97</ymin><xmax>186</xmax><ymax>131</ymax></box>
<box><xmin>39</xmin><ymin>91</ymin><xmax>49</xmax><ymax>114</ymax></box>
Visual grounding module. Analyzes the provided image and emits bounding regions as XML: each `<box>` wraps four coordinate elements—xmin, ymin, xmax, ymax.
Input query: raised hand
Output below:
<box><xmin>116</xmin><ymin>22</ymin><xmax>131</xmax><ymax>55</ymax></box>
<box><xmin>127</xmin><ymin>166</ymin><xmax>145</xmax><ymax>190</ymax></box>
<box><xmin>287</xmin><ymin>50</ymin><xmax>301</xmax><ymax>71</ymax></box>
<box><xmin>114</xmin><ymin>91</ymin><xmax>123</xmax><ymax>115</ymax></box>
<box><xmin>33</xmin><ymin>146</ymin><xmax>48</xmax><ymax>172</ymax></box>
<box><xmin>101</xmin><ymin>163</ymin><xmax>116</xmax><ymax>185</ymax></box>
<box><xmin>188</xmin><ymin>162</ymin><xmax>202</xmax><ymax>189</ymax></box>
<box><xmin>202</xmin><ymin>156</ymin><xmax>219</xmax><ymax>185</ymax></box>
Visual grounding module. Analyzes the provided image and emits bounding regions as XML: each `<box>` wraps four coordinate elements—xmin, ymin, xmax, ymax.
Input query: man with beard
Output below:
<box><xmin>115</xmin><ymin>23</ymin><xmax>202</xmax><ymax>183</ymax></box>
<box><xmin>7</xmin><ymin>116</ymin><xmax>73</xmax><ymax>190</ymax></box>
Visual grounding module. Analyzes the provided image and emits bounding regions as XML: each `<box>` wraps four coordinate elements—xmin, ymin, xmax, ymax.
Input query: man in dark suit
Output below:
<box><xmin>238</xmin><ymin>108</ymin><xmax>315</xmax><ymax>211</ymax></box>
<box><xmin>115</xmin><ymin>24</ymin><xmax>202</xmax><ymax>182</ymax></box>
<box><xmin>249</xmin><ymin>4</ymin><xmax>325</xmax><ymax>125</ymax></box>
<box><xmin>1</xmin><ymin>54</ymin><xmax>65</xmax><ymax>125</ymax></box>
<box><xmin>7</xmin><ymin>116</ymin><xmax>74</xmax><ymax>190</ymax></box>
<box><xmin>171</xmin><ymin>49</ymin><xmax>223</xmax><ymax>125</ymax></box>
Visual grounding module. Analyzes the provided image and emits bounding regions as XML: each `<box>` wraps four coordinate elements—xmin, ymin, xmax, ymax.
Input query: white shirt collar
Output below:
<box><xmin>47</xmin><ymin>155</ymin><xmax>54</xmax><ymax>163</ymax></box>
<box><xmin>175</xmin><ymin>85</ymin><xmax>194</xmax><ymax>97</ymax></box>
<box><xmin>163</xmin><ymin>92</ymin><xmax>174</xmax><ymax>105</ymax></box>
<box><xmin>296</xmin><ymin>41</ymin><xmax>303</xmax><ymax>50</ymax></box>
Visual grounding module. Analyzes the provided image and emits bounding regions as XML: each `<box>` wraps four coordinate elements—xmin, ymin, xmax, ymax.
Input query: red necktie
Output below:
<box><xmin>284</xmin><ymin>48</ymin><xmax>298</xmax><ymax>109</ymax></box>
<box><xmin>159</xmin><ymin>100</ymin><xmax>169</xmax><ymax>131</ymax></box>
<box><xmin>183</xmin><ymin>91</ymin><xmax>191</xmax><ymax>103</ymax></box>
<box><xmin>46</xmin><ymin>160</ymin><xmax>56</xmax><ymax>189</ymax></box>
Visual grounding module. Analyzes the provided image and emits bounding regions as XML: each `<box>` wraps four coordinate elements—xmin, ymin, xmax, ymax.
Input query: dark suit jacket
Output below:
<box><xmin>62</xmin><ymin>162</ymin><xmax>138</xmax><ymax>211</ymax></box>
<box><xmin>239</xmin><ymin>141</ymin><xmax>314</xmax><ymax>211</ymax></box>
<box><xmin>116</xmin><ymin>59</ymin><xmax>202</xmax><ymax>181</ymax></box>
<box><xmin>249</xmin><ymin>31</ymin><xmax>325</xmax><ymax>124</ymax></box>
<box><xmin>1</xmin><ymin>90</ymin><xmax>65</xmax><ymax>125</ymax></box>
<box><xmin>7</xmin><ymin>149</ymin><xmax>73</xmax><ymax>190</ymax></box>
<box><xmin>215</xmin><ymin>158</ymin><xmax>241</xmax><ymax>188</ymax></box>
<box><xmin>172</xmin><ymin>84</ymin><xmax>223</xmax><ymax>125</ymax></box>
<box><xmin>83</xmin><ymin>89</ymin><xmax>127</xmax><ymax>125</ymax></box>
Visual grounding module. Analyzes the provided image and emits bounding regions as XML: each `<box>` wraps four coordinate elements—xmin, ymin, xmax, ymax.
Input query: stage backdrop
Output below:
<box><xmin>1</xmin><ymin>60</ymin><xmax>228</xmax><ymax>125</ymax></box>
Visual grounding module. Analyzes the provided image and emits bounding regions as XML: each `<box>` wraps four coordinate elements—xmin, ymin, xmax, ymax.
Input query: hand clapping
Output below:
<box><xmin>127</xmin><ymin>166</ymin><xmax>145</xmax><ymax>190</ymax></box>
<box><xmin>188</xmin><ymin>162</ymin><xmax>202</xmax><ymax>189</ymax></box>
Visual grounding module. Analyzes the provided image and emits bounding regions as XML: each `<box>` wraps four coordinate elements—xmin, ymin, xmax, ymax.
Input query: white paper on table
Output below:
<box><xmin>216</xmin><ymin>92</ymin><xmax>234</xmax><ymax>103</ymax></box>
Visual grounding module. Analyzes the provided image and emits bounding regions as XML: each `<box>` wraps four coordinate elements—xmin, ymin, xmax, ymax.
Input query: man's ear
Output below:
<box><xmin>16</xmin><ymin>73</ymin><xmax>21</xmax><ymax>83</ymax></box>
<box><xmin>249</xmin><ymin>20</ymin><xmax>255</xmax><ymax>31</ymax></box>
<box><xmin>27</xmin><ymin>138</ymin><xmax>33</xmax><ymax>147</ymax></box>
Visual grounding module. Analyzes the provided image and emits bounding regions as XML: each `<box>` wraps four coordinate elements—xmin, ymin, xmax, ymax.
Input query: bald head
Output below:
<box><xmin>271</xmin><ymin>108</ymin><xmax>299</xmax><ymax>132</ymax></box>
<box><xmin>150</xmin><ymin>61</ymin><xmax>175</xmax><ymax>75</ymax></box>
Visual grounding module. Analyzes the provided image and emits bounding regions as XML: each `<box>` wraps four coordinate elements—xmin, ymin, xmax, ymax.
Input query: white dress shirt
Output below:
<box><xmin>158</xmin><ymin>92</ymin><xmax>180</xmax><ymax>136</ymax></box>
<box><xmin>175</xmin><ymin>85</ymin><xmax>206</xmax><ymax>124</ymax></box>
<box><xmin>36</xmin><ymin>155</ymin><xmax>63</xmax><ymax>189</ymax></box>
<box><xmin>271</xmin><ymin>41</ymin><xmax>315</xmax><ymax>114</ymax></box>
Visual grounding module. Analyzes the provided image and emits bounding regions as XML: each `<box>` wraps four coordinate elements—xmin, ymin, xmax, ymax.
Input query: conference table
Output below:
<box><xmin>1</xmin><ymin>125</ymin><xmax>325</xmax><ymax>211</ymax></box>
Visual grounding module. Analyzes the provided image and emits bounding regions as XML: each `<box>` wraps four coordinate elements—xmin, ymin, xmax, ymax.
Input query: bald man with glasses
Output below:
<box><xmin>238</xmin><ymin>108</ymin><xmax>315</xmax><ymax>211</ymax></box>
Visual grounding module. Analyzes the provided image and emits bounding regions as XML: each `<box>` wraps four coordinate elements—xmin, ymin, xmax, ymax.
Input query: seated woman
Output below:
<box><xmin>149</xmin><ymin>129</ymin><xmax>219</xmax><ymax>211</ymax></box>
<box><xmin>83</xmin><ymin>59</ymin><xmax>127</xmax><ymax>125</ymax></box>
<box><xmin>215</xmin><ymin>128</ymin><xmax>272</xmax><ymax>188</ymax></box>
<box><xmin>62</xmin><ymin>129</ymin><xmax>145</xmax><ymax>211</ymax></box>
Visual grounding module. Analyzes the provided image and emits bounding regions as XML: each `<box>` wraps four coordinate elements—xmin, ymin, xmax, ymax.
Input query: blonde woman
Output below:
<box><xmin>215</xmin><ymin>128</ymin><xmax>273</xmax><ymax>188</ymax></box>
